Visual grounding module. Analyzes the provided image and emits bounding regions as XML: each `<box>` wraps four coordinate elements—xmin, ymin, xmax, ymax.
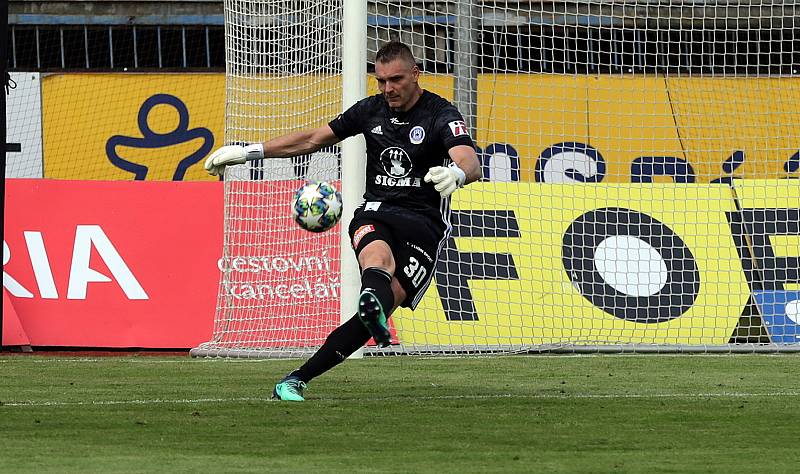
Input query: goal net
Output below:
<box><xmin>191</xmin><ymin>0</ymin><xmax>800</xmax><ymax>358</ymax></box>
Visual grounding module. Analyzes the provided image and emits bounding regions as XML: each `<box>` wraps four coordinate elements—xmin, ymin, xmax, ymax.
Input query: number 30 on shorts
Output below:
<box><xmin>403</xmin><ymin>257</ymin><xmax>427</xmax><ymax>287</ymax></box>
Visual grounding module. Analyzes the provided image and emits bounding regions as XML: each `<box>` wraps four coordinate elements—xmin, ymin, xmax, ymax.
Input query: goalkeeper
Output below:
<box><xmin>205</xmin><ymin>41</ymin><xmax>481</xmax><ymax>401</ymax></box>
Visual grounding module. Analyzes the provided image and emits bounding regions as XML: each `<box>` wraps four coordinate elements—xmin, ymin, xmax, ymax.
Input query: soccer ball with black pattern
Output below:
<box><xmin>291</xmin><ymin>181</ymin><xmax>343</xmax><ymax>232</ymax></box>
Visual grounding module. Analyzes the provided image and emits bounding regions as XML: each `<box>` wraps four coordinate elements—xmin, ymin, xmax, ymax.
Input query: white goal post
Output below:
<box><xmin>191</xmin><ymin>0</ymin><xmax>800</xmax><ymax>358</ymax></box>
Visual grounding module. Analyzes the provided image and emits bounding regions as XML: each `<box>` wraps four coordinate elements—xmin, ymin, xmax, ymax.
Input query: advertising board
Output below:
<box><xmin>3</xmin><ymin>179</ymin><xmax>223</xmax><ymax>347</ymax></box>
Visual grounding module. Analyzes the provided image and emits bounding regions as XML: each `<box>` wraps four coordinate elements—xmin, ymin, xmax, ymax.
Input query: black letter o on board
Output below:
<box><xmin>562</xmin><ymin>208</ymin><xmax>700</xmax><ymax>323</ymax></box>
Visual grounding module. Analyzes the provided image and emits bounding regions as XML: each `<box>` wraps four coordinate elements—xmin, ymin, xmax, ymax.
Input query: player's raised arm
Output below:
<box><xmin>424</xmin><ymin>144</ymin><xmax>482</xmax><ymax>197</ymax></box>
<box><xmin>204</xmin><ymin>124</ymin><xmax>340</xmax><ymax>176</ymax></box>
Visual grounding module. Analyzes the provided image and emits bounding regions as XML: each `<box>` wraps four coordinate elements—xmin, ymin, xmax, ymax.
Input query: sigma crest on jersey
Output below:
<box><xmin>409</xmin><ymin>126</ymin><xmax>425</xmax><ymax>144</ymax></box>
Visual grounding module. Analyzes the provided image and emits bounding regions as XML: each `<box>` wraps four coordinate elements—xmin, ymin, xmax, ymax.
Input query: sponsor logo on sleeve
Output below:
<box><xmin>448</xmin><ymin>120</ymin><xmax>469</xmax><ymax>137</ymax></box>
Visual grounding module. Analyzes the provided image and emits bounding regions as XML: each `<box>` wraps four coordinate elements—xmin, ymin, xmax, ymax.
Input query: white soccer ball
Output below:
<box><xmin>291</xmin><ymin>181</ymin><xmax>343</xmax><ymax>233</ymax></box>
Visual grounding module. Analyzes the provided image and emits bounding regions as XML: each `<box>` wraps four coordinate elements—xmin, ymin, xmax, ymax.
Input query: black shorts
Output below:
<box><xmin>348</xmin><ymin>202</ymin><xmax>448</xmax><ymax>309</ymax></box>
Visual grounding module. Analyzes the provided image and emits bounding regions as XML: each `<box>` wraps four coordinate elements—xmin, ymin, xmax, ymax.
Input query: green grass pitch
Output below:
<box><xmin>1</xmin><ymin>354</ymin><xmax>798</xmax><ymax>473</ymax></box>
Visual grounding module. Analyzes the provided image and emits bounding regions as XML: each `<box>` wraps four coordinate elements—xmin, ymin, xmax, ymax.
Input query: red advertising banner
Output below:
<box><xmin>2</xmin><ymin>289</ymin><xmax>31</xmax><ymax>346</ymax></box>
<box><xmin>3</xmin><ymin>179</ymin><xmax>222</xmax><ymax>348</ymax></box>
<box><xmin>214</xmin><ymin>179</ymin><xmax>343</xmax><ymax>347</ymax></box>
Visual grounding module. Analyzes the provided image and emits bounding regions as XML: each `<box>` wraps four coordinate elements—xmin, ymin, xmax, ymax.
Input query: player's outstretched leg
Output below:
<box><xmin>272</xmin><ymin>375</ymin><xmax>307</xmax><ymax>402</ymax></box>
<box><xmin>357</xmin><ymin>290</ymin><xmax>391</xmax><ymax>348</ymax></box>
<box><xmin>272</xmin><ymin>316</ymin><xmax>372</xmax><ymax>401</ymax></box>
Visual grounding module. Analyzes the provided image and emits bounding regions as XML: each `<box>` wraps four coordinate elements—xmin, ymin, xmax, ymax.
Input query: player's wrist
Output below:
<box><xmin>448</xmin><ymin>163</ymin><xmax>467</xmax><ymax>187</ymax></box>
<box><xmin>244</xmin><ymin>143</ymin><xmax>265</xmax><ymax>161</ymax></box>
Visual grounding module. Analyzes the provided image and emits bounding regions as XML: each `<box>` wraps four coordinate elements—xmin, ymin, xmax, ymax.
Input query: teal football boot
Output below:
<box><xmin>272</xmin><ymin>375</ymin><xmax>307</xmax><ymax>401</ymax></box>
<box><xmin>357</xmin><ymin>291</ymin><xmax>391</xmax><ymax>348</ymax></box>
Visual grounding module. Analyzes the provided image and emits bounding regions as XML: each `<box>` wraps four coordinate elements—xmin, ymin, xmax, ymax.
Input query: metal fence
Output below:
<box><xmin>7</xmin><ymin>11</ymin><xmax>799</xmax><ymax>75</ymax></box>
<box><xmin>8</xmin><ymin>24</ymin><xmax>226</xmax><ymax>71</ymax></box>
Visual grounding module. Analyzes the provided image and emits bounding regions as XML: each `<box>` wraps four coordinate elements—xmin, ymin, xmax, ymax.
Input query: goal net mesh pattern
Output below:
<box><xmin>192</xmin><ymin>0</ymin><xmax>800</xmax><ymax>357</ymax></box>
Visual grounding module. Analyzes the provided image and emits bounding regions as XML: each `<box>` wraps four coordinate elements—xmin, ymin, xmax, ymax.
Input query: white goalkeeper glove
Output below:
<box><xmin>204</xmin><ymin>144</ymin><xmax>264</xmax><ymax>176</ymax></box>
<box><xmin>424</xmin><ymin>163</ymin><xmax>467</xmax><ymax>198</ymax></box>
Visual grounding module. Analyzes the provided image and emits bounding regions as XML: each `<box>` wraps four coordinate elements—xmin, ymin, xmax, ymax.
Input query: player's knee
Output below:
<box><xmin>358</xmin><ymin>240</ymin><xmax>396</xmax><ymax>273</ymax></box>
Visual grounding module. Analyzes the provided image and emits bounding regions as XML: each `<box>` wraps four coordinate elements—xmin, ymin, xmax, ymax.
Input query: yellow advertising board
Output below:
<box><xmin>40</xmin><ymin>73</ymin><xmax>799</xmax><ymax>182</ymax></box>
<box><xmin>40</xmin><ymin>73</ymin><xmax>455</xmax><ymax>181</ymax></box>
<box><xmin>733</xmin><ymin>179</ymin><xmax>800</xmax><ymax>292</ymax></box>
<box><xmin>474</xmin><ymin>75</ymin><xmax>800</xmax><ymax>183</ymax></box>
<box><xmin>671</xmin><ymin>78</ymin><xmax>800</xmax><ymax>181</ymax></box>
<box><xmin>42</xmin><ymin>74</ymin><xmax>226</xmax><ymax>181</ymax></box>
<box><xmin>393</xmin><ymin>182</ymin><xmax>752</xmax><ymax>346</ymax></box>
<box><xmin>586</xmin><ymin>76</ymin><xmax>685</xmax><ymax>182</ymax></box>
<box><xmin>476</xmin><ymin>74</ymin><xmax>590</xmax><ymax>174</ymax></box>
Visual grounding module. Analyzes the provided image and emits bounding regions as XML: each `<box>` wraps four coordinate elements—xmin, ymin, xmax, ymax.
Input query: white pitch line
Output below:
<box><xmin>2</xmin><ymin>391</ymin><xmax>798</xmax><ymax>408</ymax></box>
<box><xmin>0</xmin><ymin>358</ymin><xmax>282</xmax><ymax>364</ymax></box>
<box><xmin>2</xmin><ymin>353</ymin><xmax>797</xmax><ymax>364</ymax></box>
<box><xmin>0</xmin><ymin>397</ymin><xmax>270</xmax><ymax>407</ymax></box>
<box><xmin>362</xmin><ymin>391</ymin><xmax>800</xmax><ymax>402</ymax></box>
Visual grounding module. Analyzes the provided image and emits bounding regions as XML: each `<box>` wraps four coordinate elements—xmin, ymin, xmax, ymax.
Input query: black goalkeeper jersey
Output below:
<box><xmin>328</xmin><ymin>90</ymin><xmax>475</xmax><ymax>226</ymax></box>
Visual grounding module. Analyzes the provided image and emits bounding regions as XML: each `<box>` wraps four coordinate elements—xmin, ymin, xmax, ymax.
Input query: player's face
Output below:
<box><xmin>375</xmin><ymin>59</ymin><xmax>421</xmax><ymax>112</ymax></box>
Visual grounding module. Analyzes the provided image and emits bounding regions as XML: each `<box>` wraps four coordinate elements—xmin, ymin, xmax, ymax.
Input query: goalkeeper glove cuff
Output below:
<box><xmin>448</xmin><ymin>162</ymin><xmax>467</xmax><ymax>188</ymax></box>
<box><xmin>244</xmin><ymin>143</ymin><xmax>265</xmax><ymax>161</ymax></box>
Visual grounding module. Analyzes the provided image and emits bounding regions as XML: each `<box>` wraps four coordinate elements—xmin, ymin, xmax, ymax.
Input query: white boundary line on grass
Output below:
<box><xmin>0</xmin><ymin>358</ymin><xmax>279</xmax><ymax>364</ymax></box>
<box><xmin>1</xmin><ymin>353</ymin><xmax>797</xmax><ymax>365</ymax></box>
<box><xmin>3</xmin><ymin>391</ymin><xmax>799</xmax><ymax>407</ymax></box>
<box><xmin>1</xmin><ymin>397</ymin><xmax>268</xmax><ymax>407</ymax></box>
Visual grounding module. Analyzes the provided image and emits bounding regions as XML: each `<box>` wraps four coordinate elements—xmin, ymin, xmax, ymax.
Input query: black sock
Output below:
<box><xmin>289</xmin><ymin>268</ymin><xmax>395</xmax><ymax>384</ymax></box>
<box><xmin>291</xmin><ymin>315</ymin><xmax>371</xmax><ymax>383</ymax></box>
<box><xmin>360</xmin><ymin>267</ymin><xmax>395</xmax><ymax>314</ymax></box>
